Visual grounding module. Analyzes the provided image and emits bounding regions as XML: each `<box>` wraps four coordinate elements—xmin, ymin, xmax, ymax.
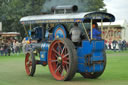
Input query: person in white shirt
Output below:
<box><xmin>69</xmin><ymin>23</ymin><xmax>82</xmax><ymax>46</ymax></box>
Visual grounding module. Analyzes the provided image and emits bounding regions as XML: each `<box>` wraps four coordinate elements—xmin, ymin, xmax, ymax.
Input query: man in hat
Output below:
<box><xmin>90</xmin><ymin>22</ymin><xmax>101</xmax><ymax>40</ymax></box>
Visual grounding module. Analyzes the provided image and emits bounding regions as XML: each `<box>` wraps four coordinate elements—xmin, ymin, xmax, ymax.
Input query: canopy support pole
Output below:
<box><xmin>30</xmin><ymin>24</ymin><xmax>32</xmax><ymax>31</ymax></box>
<box><xmin>23</xmin><ymin>25</ymin><xmax>28</xmax><ymax>37</ymax></box>
<box><xmin>101</xmin><ymin>19</ymin><xmax>103</xmax><ymax>38</ymax></box>
<box><xmin>29</xmin><ymin>24</ymin><xmax>32</xmax><ymax>38</ymax></box>
<box><xmin>81</xmin><ymin>22</ymin><xmax>90</xmax><ymax>41</ymax></box>
<box><xmin>90</xmin><ymin>19</ymin><xmax>93</xmax><ymax>40</ymax></box>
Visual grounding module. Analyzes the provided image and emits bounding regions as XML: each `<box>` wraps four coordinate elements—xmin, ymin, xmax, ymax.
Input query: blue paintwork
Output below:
<box><xmin>41</xmin><ymin>43</ymin><xmax>49</xmax><ymax>51</ymax></box>
<box><xmin>28</xmin><ymin>30</ymin><xmax>31</xmax><ymax>37</ymax></box>
<box><xmin>25</xmin><ymin>37</ymin><xmax>29</xmax><ymax>40</ymax></box>
<box><xmin>53</xmin><ymin>24</ymin><xmax>67</xmax><ymax>39</ymax></box>
<box><xmin>40</xmin><ymin>51</ymin><xmax>48</xmax><ymax>62</ymax></box>
<box><xmin>77</xmin><ymin>40</ymin><xmax>105</xmax><ymax>73</ymax></box>
<box><xmin>40</xmin><ymin>43</ymin><xmax>49</xmax><ymax>62</ymax></box>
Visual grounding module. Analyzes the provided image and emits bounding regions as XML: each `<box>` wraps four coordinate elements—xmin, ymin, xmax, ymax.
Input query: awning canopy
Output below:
<box><xmin>0</xmin><ymin>32</ymin><xmax>20</xmax><ymax>37</ymax></box>
<box><xmin>20</xmin><ymin>12</ymin><xmax>115</xmax><ymax>24</ymax></box>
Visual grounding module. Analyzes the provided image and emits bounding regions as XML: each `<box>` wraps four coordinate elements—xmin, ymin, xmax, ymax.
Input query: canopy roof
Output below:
<box><xmin>20</xmin><ymin>12</ymin><xmax>115</xmax><ymax>24</ymax></box>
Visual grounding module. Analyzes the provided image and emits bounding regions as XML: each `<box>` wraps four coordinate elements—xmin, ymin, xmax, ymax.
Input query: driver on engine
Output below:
<box><xmin>69</xmin><ymin>23</ymin><xmax>82</xmax><ymax>46</ymax></box>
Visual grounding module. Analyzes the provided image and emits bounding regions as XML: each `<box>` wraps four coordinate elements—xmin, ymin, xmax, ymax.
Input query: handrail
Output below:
<box><xmin>82</xmin><ymin>22</ymin><xmax>90</xmax><ymax>41</ymax></box>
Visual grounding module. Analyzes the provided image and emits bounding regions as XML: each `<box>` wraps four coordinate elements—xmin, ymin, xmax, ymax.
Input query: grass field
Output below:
<box><xmin>0</xmin><ymin>50</ymin><xmax>128</xmax><ymax>85</ymax></box>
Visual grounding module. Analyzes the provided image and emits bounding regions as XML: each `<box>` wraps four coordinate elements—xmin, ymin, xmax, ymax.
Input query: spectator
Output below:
<box><xmin>122</xmin><ymin>40</ymin><xmax>127</xmax><ymax>50</ymax></box>
<box><xmin>105</xmin><ymin>43</ymin><xmax>107</xmax><ymax>50</ymax></box>
<box><xmin>15</xmin><ymin>41</ymin><xmax>20</xmax><ymax>55</ymax></box>
<box><xmin>11</xmin><ymin>41</ymin><xmax>14</xmax><ymax>54</ymax></box>
<box><xmin>112</xmin><ymin>40</ymin><xmax>118</xmax><ymax>52</ymax></box>
<box><xmin>22</xmin><ymin>38</ymin><xmax>26</xmax><ymax>53</ymax></box>
<box><xmin>0</xmin><ymin>43</ymin><xmax>4</xmax><ymax>56</ymax></box>
<box><xmin>13</xmin><ymin>40</ymin><xmax>17</xmax><ymax>54</ymax></box>
<box><xmin>7</xmin><ymin>41</ymin><xmax>11</xmax><ymax>56</ymax></box>
<box><xmin>118</xmin><ymin>40</ymin><xmax>122</xmax><ymax>52</ymax></box>
<box><xmin>3</xmin><ymin>43</ymin><xmax>8</xmax><ymax>56</ymax></box>
<box><xmin>22</xmin><ymin>38</ymin><xmax>30</xmax><ymax>53</ymax></box>
<box><xmin>108</xmin><ymin>41</ymin><xmax>112</xmax><ymax>50</ymax></box>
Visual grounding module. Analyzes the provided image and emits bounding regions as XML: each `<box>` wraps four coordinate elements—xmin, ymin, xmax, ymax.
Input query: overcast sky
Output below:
<box><xmin>104</xmin><ymin>0</ymin><xmax>128</xmax><ymax>21</ymax></box>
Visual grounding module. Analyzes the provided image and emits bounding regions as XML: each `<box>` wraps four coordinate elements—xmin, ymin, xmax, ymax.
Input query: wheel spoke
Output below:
<box><xmin>62</xmin><ymin>53</ymin><xmax>69</xmax><ymax>58</ymax></box>
<box><xmin>52</xmin><ymin>48</ymin><xmax>61</xmax><ymax>56</ymax></box>
<box><xmin>50</xmin><ymin>60</ymin><xmax>58</xmax><ymax>63</ymax></box>
<box><xmin>63</xmin><ymin>61</ymin><xmax>69</xmax><ymax>64</ymax></box>
<box><xmin>55</xmin><ymin>65</ymin><xmax>61</xmax><ymax>74</ymax></box>
<box><xmin>29</xmin><ymin>65</ymin><xmax>32</xmax><ymax>71</ymax></box>
<box><xmin>29</xmin><ymin>62</ymin><xmax>32</xmax><ymax>66</ymax></box>
<box><xmin>28</xmin><ymin>61</ymin><xmax>32</xmax><ymax>67</ymax></box>
<box><xmin>61</xmin><ymin>66</ymin><xmax>64</xmax><ymax>76</ymax></box>
<box><xmin>55</xmin><ymin>53</ymin><xmax>59</xmax><ymax>58</ymax></box>
<box><xmin>26</xmin><ymin>61</ymin><xmax>31</xmax><ymax>66</ymax></box>
<box><xmin>61</xmin><ymin>45</ymin><xmax>65</xmax><ymax>55</ymax></box>
<box><xmin>57</xmin><ymin>42</ymin><xmax>62</xmax><ymax>54</ymax></box>
<box><xmin>56</xmin><ymin>62</ymin><xmax>59</xmax><ymax>67</ymax></box>
<box><xmin>26</xmin><ymin>61</ymin><xmax>29</xmax><ymax>66</ymax></box>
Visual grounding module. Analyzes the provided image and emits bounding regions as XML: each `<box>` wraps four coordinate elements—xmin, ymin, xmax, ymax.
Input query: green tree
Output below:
<box><xmin>0</xmin><ymin>0</ymin><xmax>45</xmax><ymax>38</ymax></box>
<box><xmin>85</xmin><ymin>0</ymin><xmax>106</xmax><ymax>12</ymax></box>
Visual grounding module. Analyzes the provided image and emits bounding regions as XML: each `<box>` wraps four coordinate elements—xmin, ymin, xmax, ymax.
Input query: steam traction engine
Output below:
<box><xmin>20</xmin><ymin>5</ymin><xmax>115</xmax><ymax>81</ymax></box>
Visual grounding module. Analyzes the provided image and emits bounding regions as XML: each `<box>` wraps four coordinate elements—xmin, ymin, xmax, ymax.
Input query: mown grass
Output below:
<box><xmin>0</xmin><ymin>51</ymin><xmax>128</xmax><ymax>85</ymax></box>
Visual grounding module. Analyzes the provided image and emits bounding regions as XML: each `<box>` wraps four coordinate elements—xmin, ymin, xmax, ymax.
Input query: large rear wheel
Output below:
<box><xmin>80</xmin><ymin>51</ymin><xmax>106</xmax><ymax>79</ymax></box>
<box><xmin>48</xmin><ymin>38</ymin><xmax>77</xmax><ymax>81</ymax></box>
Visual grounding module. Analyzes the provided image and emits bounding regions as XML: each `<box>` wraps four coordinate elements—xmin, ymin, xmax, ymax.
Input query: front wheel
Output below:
<box><xmin>25</xmin><ymin>51</ymin><xmax>36</xmax><ymax>76</ymax></box>
<box><xmin>48</xmin><ymin>38</ymin><xmax>77</xmax><ymax>81</ymax></box>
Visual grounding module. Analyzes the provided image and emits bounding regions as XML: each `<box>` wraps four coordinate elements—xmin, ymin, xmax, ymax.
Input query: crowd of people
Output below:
<box><xmin>106</xmin><ymin>40</ymin><xmax>127</xmax><ymax>52</ymax></box>
<box><xmin>0</xmin><ymin>39</ymin><xmax>21</xmax><ymax>56</ymax></box>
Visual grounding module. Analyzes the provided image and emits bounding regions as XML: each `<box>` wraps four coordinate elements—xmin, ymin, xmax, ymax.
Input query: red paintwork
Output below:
<box><xmin>25</xmin><ymin>53</ymin><xmax>32</xmax><ymax>75</ymax></box>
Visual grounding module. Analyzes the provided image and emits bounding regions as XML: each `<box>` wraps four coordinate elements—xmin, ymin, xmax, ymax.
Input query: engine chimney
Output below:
<box><xmin>51</xmin><ymin>5</ymin><xmax>78</xmax><ymax>14</ymax></box>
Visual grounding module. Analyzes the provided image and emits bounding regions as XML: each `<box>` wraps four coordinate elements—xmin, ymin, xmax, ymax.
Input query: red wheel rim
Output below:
<box><xmin>48</xmin><ymin>40</ymin><xmax>70</xmax><ymax>80</ymax></box>
<box><xmin>25</xmin><ymin>53</ymin><xmax>32</xmax><ymax>75</ymax></box>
